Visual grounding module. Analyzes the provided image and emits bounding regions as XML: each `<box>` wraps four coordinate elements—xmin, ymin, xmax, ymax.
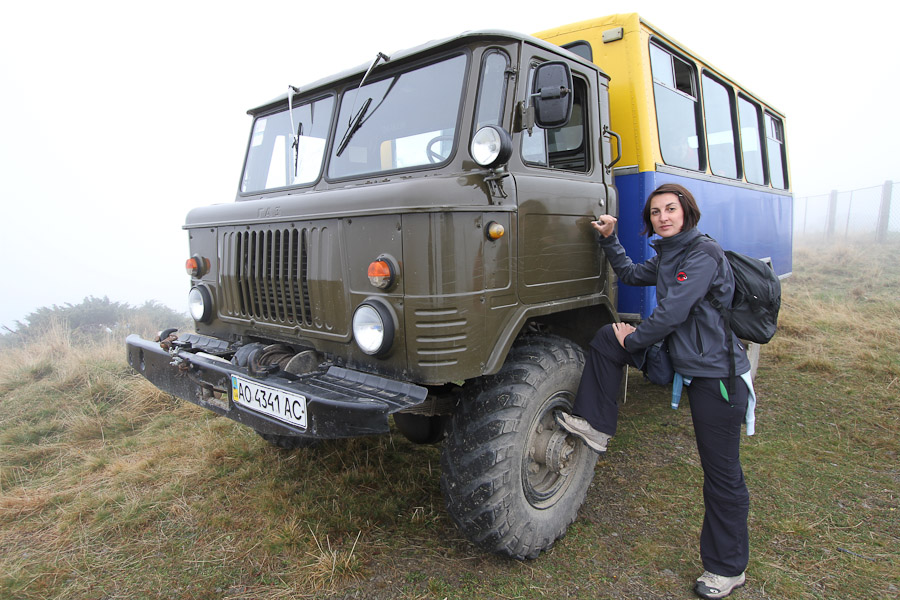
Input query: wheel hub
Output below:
<box><xmin>524</xmin><ymin>400</ymin><xmax>581</xmax><ymax>508</ymax></box>
<box><xmin>542</xmin><ymin>429</ymin><xmax>575</xmax><ymax>476</ymax></box>
<box><xmin>530</xmin><ymin>425</ymin><xmax>576</xmax><ymax>475</ymax></box>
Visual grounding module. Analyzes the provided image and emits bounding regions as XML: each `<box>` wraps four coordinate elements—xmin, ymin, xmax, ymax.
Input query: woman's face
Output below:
<box><xmin>649</xmin><ymin>193</ymin><xmax>685</xmax><ymax>238</ymax></box>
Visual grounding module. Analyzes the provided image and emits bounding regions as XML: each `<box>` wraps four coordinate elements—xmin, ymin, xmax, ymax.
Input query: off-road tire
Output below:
<box><xmin>440</xmin><ymin>334</ymin><xmax>598</xmax><ymax>559</ymax></box>
<box><xmin>256</xmin><ymin>432</ymin><xmax>321</xmax><ymax>450</ymax></box>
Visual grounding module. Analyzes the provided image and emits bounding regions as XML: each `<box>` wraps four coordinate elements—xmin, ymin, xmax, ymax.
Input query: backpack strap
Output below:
<box><xmin>678</xmin><ymin>234</ymin><xmax>721</xmax><ymax>272</ymax></box>
<box><xmin>680</xmin><ymin>234</ymin><xmax>737</xmax><ymax>398</ymax></box>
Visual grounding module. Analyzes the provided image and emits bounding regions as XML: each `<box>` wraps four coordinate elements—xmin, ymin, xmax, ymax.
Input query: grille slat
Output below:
<box><xmin>221</xmin><ymin>227</ymin><xmax>314</xmax><ymax>327</ymax></box>
<box><xmin>275</xmin><ymin>230</ymin><xmax>286</xmax><ymax>323</ymax></box>
<box><xmin>301</xmin><ymin>229</ymin><xmax>311</xmax><ymax>319</ymax></box>
<box><xmin>287</xmin><ymin>229</ymin><xmax>298</xmax><ymax>321</ymax></box>
<box><xmin>254</xmin><ymin>232</ymin><xmax>266</xmax><ymax>320</ymax></box>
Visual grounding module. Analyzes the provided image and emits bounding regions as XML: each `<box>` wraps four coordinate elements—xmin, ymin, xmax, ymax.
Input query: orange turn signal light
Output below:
<box><xmin>367</xmin><ymin>258</ymin><xmax>395</xmax><ymax>289</ymax></box>
<box><xmin>186</xmin><ymin>256</ymin><xmax>210</xmax><ymax>277</ymax></box>
<box><xmin>486</xmin><ymin>221</ymin><xmax>505</xmax><ymax>240</ymax></box>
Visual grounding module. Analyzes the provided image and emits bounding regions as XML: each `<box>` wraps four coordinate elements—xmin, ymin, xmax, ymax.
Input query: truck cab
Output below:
<box><xmin>127</xmin><ymin>30</ymin><xmax>618</xmax><ymax>559</ymax></box>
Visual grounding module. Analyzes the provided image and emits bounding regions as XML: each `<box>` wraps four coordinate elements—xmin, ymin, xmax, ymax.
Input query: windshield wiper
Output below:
<box><xmin>292</xmin><ymin>121</ymin><xmax>303</xmax><ymax>176</ymax></box>
<box><xmin>335</xmin><ymin>52</ymin><xmax>389</xmax><ymax>158</ymax></box>
<box><xmin>335</xmin><ymin>97</ymin><xmax>371</xmax><ymax>157</ymax></box>
<box><xmin>287</xmin><ymin>85</ymin><xmax>303</xmax><ymax>175</ymax></box>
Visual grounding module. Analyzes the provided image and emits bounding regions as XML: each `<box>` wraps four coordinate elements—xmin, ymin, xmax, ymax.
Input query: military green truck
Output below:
<box><xmin>126</xmin><ymin>29</ymin><xmax>621</xmax><ymax>559</ymax></box>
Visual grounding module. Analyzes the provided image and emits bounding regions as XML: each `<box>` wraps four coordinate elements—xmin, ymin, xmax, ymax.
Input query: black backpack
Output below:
<box><xmin>687</xmin><ymin>236</ymin><xmax>782</xmax><ymax>345</ymax></box>
<box><xmin>714</xmin><ymin>250</ymin><xmax>782</xmax><ymax>344</ymax></box>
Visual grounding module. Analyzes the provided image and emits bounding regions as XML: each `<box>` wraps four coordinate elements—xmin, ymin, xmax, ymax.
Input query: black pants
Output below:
<box><xmin>573</xmin><ymin>324</ymin><xmax>750</xmax><ymax>576</ymax></box>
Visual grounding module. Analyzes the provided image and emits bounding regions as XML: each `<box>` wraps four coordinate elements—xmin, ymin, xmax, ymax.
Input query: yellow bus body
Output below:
<box><xmin>535</xmin><ymin>13</ymin><xmax>790</xmax><ymax>184</ymax></box>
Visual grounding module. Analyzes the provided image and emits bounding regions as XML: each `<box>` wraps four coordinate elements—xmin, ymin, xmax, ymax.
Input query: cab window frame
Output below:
<box><xmin>472</xmin><ymin>48</ymin><xmax>512</xmax><ymax>134</ymax></box>
<box><xmin>324</xmin><ymin>50</ymin><xmax>471</xmax><ymax>182</ymax></box>
<box><xmin>520</xmin><ymin>64</ymin><xmax>592</xmax><ymax>173</ymax></box>
<box><xmin>239</xmin><ymin>93</ymin><xmax>336</xmax><ymax>196</ymax></box>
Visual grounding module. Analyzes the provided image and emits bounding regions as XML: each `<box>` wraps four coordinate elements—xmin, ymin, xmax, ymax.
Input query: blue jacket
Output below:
<box><xmin>600</xmin><ymin>227</ymin><xmax>751</xmax><ymax>378</ymax></box>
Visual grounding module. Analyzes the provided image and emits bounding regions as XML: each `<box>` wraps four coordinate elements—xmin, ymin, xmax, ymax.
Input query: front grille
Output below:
<box><xmin>220</xmin><ymin>228</ymin><xmax>313</xmax><ymax>326</ymax></box>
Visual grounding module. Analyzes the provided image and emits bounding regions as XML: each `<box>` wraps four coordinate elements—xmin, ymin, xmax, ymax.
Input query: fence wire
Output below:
<box><xmin>794</xmin><ymin>180</ymin><xmax>898</xmax><ymax>241</ymax></box>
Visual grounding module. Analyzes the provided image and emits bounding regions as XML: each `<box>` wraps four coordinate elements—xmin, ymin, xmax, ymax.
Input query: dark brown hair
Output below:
<box><xmin>641</xmin><ymin>183</ymin><xmax>701</xmax><ymax>236</ymax></box>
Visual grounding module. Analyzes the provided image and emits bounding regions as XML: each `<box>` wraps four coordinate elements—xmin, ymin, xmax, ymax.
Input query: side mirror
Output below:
<box><xmin>531</xmin><ymin>61</ymin><xmax>573</xmax><ymax>128</ymax></box>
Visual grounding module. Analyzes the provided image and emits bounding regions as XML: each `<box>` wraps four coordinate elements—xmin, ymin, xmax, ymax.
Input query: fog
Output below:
<box><xmin>2</xmin><ymin>0</ymin><xmax>897</xmax><ymax>329</ymax></box>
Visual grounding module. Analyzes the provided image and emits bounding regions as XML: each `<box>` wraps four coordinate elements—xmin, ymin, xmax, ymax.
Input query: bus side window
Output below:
<box><xmin>561</xmin><ymin>40</ymin><xmax>593</xmax><ymax>62</ymax></box>
<box><xmin>701</xmin><ymin>73</ymin><xmax>738</xmax><ymax>179</ymax></box>
<box><xmin>738</xmin><ymin>96</ymin><xmax>766</xmax><ymax>185</ymax></box>
<box><xmin>650</xmin><ymin>42</ymin><xmax>702</xmax><ymax>171</ymax></box>
<box><xmin>765</xmin><ymin>113</ymin><xmax>788</xmax><ymax>189</ymax></box>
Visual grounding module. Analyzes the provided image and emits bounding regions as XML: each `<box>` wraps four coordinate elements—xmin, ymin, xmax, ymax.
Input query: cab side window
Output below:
<box><xmin>522</xmin><ymin>75</ymin><xmax>590</xmax><ymax>172</ymax></box>
<box><xmin>474</xmin><ymin>50</ymin><xmax>511</xmax><ymax>131</ymax></box>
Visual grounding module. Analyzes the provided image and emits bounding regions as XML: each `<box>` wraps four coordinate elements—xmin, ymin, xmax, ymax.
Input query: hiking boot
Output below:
<box><xmin>554</xmin><ymin>412</ymin><xmax>610</xmax><ymax>453</ymax></box>
<box><xmin>694</xmin><ymin>571</ymin><xmax>745</xmax><ymax>599</ymax></box>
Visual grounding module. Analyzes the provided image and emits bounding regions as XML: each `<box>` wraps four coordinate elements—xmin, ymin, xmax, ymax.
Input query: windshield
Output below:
<box><xmin>241</xmin><ymin>95</ymin><xmax>335</xmax><ymax>193</ymax></box>
<box><xmin>328</xmin><ymin>54</ymin><xmax>467</xmax><ymax>179</ymax></box>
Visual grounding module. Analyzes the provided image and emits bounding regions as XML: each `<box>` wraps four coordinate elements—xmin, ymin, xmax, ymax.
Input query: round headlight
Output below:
<box><xmin>352</xmin><ymin>302</ymin><xmax>395</xmax><ymax>356</ymax></box>
<box><xmin>188</xmin><ymin>286</ymin><xmax>213</xmax><ymax>323</ymax></box>
<box><xmin>471</xmin><ymin>125</ymin><xmax>512</xmax><ymax>168</ymax></box>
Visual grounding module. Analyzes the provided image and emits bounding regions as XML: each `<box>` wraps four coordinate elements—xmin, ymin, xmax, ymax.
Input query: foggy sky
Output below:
<box><xmin>2</xmin><ymin>0</ymin><xmax>898</xmax><ymax>329</ymax></box>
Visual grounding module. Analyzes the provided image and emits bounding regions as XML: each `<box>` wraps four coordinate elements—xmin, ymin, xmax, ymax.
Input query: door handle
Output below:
<box><xmin>603</xmin><ymin>125</ymin><xmax>621</xmax><ymax>174</ymax></box>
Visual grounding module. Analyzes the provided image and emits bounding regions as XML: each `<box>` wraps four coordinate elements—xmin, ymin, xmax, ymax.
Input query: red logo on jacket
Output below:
<box><xmin>676</xmin><ymin>271</ymin><xmax>688</xmax><ymax>282</ymax></box>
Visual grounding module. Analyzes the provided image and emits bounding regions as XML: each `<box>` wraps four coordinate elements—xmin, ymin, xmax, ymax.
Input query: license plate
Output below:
<box><xmin>231</xmin><ymin>375</ymin><xmax>308</xmax><ymax>430</ymax></box>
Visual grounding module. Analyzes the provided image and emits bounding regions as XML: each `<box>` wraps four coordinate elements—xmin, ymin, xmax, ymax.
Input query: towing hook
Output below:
<box><xmin>156</xmin><ymin>328</ymin><xmax>179</xmax><ymax>351</ymax></box>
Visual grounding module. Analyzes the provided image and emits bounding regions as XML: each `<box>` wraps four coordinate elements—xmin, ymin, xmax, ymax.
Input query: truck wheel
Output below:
<box><xmin>440</xmin><ymin>335</ymin><xmax>598</xmax><ymax>559</ymax></box>
<box><xmin>256</xmin><ymin>431</ymin><xmax>320</xmax><ymax>450</ymax></box>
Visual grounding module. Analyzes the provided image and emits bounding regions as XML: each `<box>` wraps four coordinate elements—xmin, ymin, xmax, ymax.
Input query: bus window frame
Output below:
<box><xmin>764</xmin><ymin>111</ymin><xmax>789</xmax><ymax>189</ymax></box>
<box><xmin>700</xmin><ymin>70</ymin><xmax>742</xmax><ymax>180</ymax></box>
<box><xmin>736</xmin><ymin>94</ymin><xmax>767</xmax><ymax>187</ymax></box>
<box><xmin>561</xmin><ymin>40</ymin><xmax>593</xmax><ymax>62</ymax></box>
<box><xmin>648</xmin><ymin>38</ymin><xmax>706</xmax><ymax>173</ymax></box>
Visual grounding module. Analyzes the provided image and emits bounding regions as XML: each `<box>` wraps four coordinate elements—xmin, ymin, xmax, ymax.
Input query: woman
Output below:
<box><xmin>556</xmin><ymin>183</ymin><xmax>752</xmax><ymax>599</ymax></box>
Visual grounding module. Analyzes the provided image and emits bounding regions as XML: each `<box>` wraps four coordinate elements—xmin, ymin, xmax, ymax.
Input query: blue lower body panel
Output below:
<box><xmin>613</xmin><ymin>171</ymin><xmax>793</xmax><ymax>319</ymax></box>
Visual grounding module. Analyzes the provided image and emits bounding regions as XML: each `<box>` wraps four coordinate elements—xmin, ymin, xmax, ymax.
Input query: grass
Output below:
<box><xmin>1</xmin><ymin>238</ymin><xmax>898</xmax><ymax>599</ymax></box>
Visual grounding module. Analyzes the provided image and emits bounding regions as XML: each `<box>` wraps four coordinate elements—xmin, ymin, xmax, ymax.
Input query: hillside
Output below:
<box><xmin>1</xmin><ymin>240</ymin><xmax>898</xmax><ymax>599</ymax></box>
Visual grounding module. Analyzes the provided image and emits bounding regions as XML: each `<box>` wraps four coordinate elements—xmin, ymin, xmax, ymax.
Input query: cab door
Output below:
<box><xmin>514</xmin><ymin>51</ymin><xmax>610</xmax><ymax>305</ymax></box>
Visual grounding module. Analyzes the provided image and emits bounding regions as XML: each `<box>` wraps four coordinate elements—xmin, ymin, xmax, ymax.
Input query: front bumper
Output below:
<box><xmin>125</xmin><ymin>333</ymin><xmax>428</xmax><ymax>439</ymax></box>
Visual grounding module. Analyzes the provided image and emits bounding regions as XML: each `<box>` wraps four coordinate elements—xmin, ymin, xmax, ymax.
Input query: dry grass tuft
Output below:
<box><xmin>302</xmin><ymin>526</ymin><xmax>363</xmax><ymax>592</ymax></box>
<box><xmin>795</xmin><ymin>357</ymin><xmax>836</xmax><ymax>373</ymax></box>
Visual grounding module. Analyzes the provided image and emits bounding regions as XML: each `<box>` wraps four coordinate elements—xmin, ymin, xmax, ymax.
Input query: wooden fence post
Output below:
<box><xmin>826</xmin><ymin>190</ymin><xmax>838</xmax><ymax>238</ymax></box>
<box><xmin>876</xmin><ymin>180</ymin><xmax>893</xmax><ymax>243</ymax></box>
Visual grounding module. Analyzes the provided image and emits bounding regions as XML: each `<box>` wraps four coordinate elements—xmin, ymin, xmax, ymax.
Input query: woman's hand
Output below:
<box><xmin>591</xmin><ymin>215</ymin><xmax>617</xmax><ymax>238</ymax></box>
<box><xmin>612</xmin><ymin>322</ymin><xmax>635</xmax><ymax>349</ymax></box>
